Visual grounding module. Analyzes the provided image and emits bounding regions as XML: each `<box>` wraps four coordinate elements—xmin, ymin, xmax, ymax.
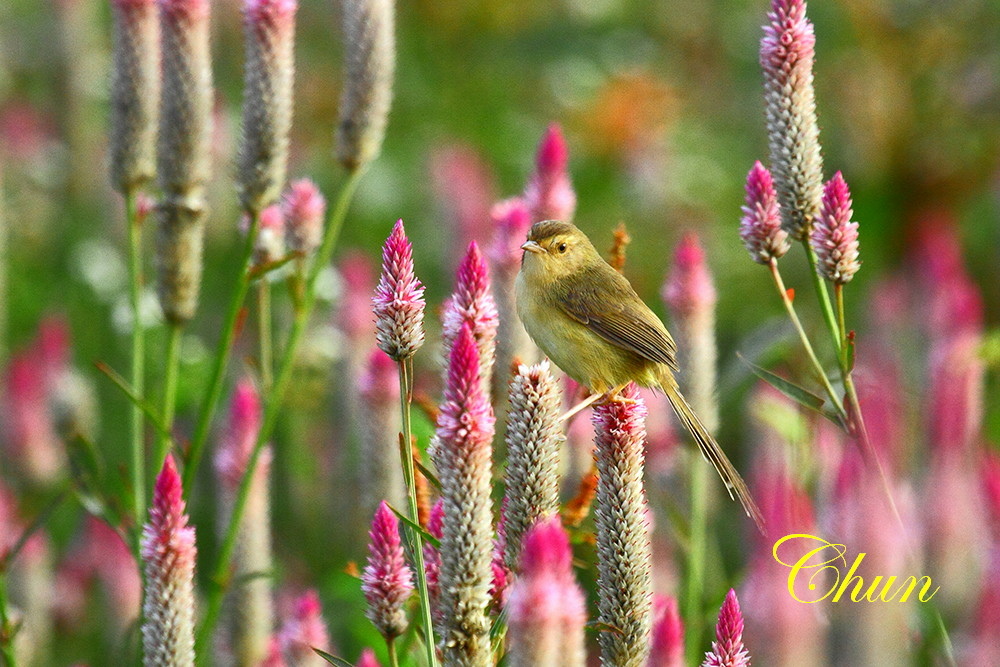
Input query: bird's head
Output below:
<box><xmin>520</xmin><ymin>220</ymin><xmax>599</xmax><ymax>280</ymax></box>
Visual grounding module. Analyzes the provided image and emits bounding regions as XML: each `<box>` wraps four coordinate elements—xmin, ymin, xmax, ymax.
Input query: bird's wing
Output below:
<box><xmin>554</xmin><ymin>271</ymin><xmax>679</xmax><ymax>371</ymax></box>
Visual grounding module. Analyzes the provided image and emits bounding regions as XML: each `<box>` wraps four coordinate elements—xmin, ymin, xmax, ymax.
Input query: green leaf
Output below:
<box><xmin>386</xmin><ymin>503</ymin><xmax>440</xmax><ymax>550</ymax></box>
<box><xmin>94</xmin><ymin>361</ymin><xmax>174</xmax><ymax>442</ymax></box>
<box><xmin>737</xmin><ymin>352</ymin><xmax>844</xmax><ymax>426</ymax></box>
<box><xmin>414</xmin><ymin>458</ymin><xmax>442</xmax><ymax>491</ymax></box>
<box><xmin>311</xmin><ymin>648</ymin><xmax>354</xmax><ymax>666</ymax></box>
<box><xmin>2</xmin><ymin>486</ymin><xmax>69</xmax><ymax>568</ymax></box>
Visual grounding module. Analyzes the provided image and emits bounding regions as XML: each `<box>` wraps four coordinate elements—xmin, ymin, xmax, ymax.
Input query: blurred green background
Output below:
<box><xmin>0</xmin><ymin>0</ymin><xmax>997</xmax><ymax>662</ymax></box>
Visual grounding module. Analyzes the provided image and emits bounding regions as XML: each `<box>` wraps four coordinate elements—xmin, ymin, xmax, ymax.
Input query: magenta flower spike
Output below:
<box><xmin>740</xmin><ymin>161</ymin><xmax>789</xmax><ymax>265</ymax></box>
<box><xmin>356</xmin><ymin>648</ymin><xmax>382</xmax><ymax>667</ymax></box>
<box><xmin>760</xmin><ymin>0</ymin><xmax>823</xmax><ymax>240</ymax></box>
<box><xmin>282</xmin><ymin>178</ymin><xmax>326</xmax><ymax>257</ymax></box>
<box><xmin>362</xmin><ymin>501</ymin><xmax>414</xmax><ymax>640</ymax></box>
<box><xmin>662</xmin><ymin>232</ymin><xmax>717</xmax><ymax>317</ymax></box>
<box><xmin>592</xmin><ymin>383</ymin><xmax>653</xmax><ymax>666</ymax></box>
<box><xmin>431</xmin><ymin>322</ymin><xmax>496</xmax><ymax>664</ymax></box>
<box><xmin>524</xmin><ymin>124</ymin><xmax>576</xmax><ymax>223</ymax></box>
<box><xmin>441</xmin><ymin>240</ymin><xmax>499</xmax><ymax>393</ymax></box>
<box><xmin>648</xmin><ymin>595</ymin><xmax>684</xmax><ymax>667</ymax></box>
<box><xmin>701</xmin><ymin>590</ymin><xmax>750</xmax><ymax>667</ymax></box>
<box><xmin>373</xmin><ymin>219</ymin><xmax>426</xmax><ymax>361</ymax></box>
<box><xmin>505</xmin><ymin>516</ymin><xmax>587</xmax><ymax>667</ymax></box>
<box><xmin>811</xmin><ymin>172</ymin><xmax>861</xmax><ymax>284</ymax></box>
<box><xmin>142</xmin><ymin>455</ymin><xmax>197</xmax><ymax>666</ymax></box>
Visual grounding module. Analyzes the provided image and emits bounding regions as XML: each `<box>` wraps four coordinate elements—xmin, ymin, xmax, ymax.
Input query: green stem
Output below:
<box><xmin>156</xmin><ymin>324</ymin><xmax>183</xmax><ymax>474</ymax></box>
<box><xmin>398</xmin><ymin>357</ymin><xmax>438</xmax><ymax>667</ymax></box>
<box><xmin>683</xmin><ymin>452</ymin><xmax>709</xmax><ymax>666</ymax></box>
<box><xmin>0</xmin><ymin>572</ymin><xmax>15</xmax><ymax>667</ymax></box>
<box><xmin>257</xmin><ymin>280</ymin><xmax>273</xmax><ymax>392</ymax></box>
<box><xmin>387</xmin><ymin>637</ymin><xmax>399</xmax><ymax>667</ymax></box>
<box><xmin>803</xmin><ymin>241</ymin><xmax>842</xmax><ymax>358</ymax></box>
<box><xmin>124</xmin><ymin>190</ymin><xmax>146</xmax><ymax>529</ymax></box>
<box><xmin>182</xmin><ymin>211</ymin><xmax>261</xmax><ymax>492</ymax></box>
<box><xmin>194</xmin><ymin>168</ymin><xmax>364</xmax><ymax>658</ymax></box>
<box><xmin>769</xmin><ymin>260</ymin><xmax>846</xmax><ymax>418</ymax></box>
<box><xmin>835</xmin><ymin>283</ymin><xmax>848</xmax><ymax>367</ymax></box>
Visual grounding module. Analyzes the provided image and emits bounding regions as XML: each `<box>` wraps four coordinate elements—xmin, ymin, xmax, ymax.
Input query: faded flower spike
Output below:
<box><xmin>431</xmin><ymin>323</ymin><xmax>495</xmax><ymax>665</ymax></box>
<box><xmin>361</xmin><ymin>501</ymin><xmax>414</xmax><ymax>641</ymax></box>
<box><xmin>441</xmin><ymin>240</ymin><xmax>499</xmax><ymax>392</ymax></box>
<box><xmin>336</xmin><ymin>0</ymin><xmax>394</xmax><ymax>169</ymax></box>
<box><xmin>505</xmin><ymin>517</ymin><xmax>587</xmax><ymax>667</ymax></box>
<box><xmin>142</xmin><ymin>455</ymin><xmax>197</xmax><ymax>666</ymax></box>
<box><xmin>109</xmin><ymin>0</ymin><xmax>159</xmax><ymax>192</ymax></box>
<box><xmin>372</xmin><ymin>219</ymin><xmax>426</xmax><ymax>361</ymax></box>
<box><xmin>282</xmin><ymin>179</ymin><xmax>326</xmax><ymax>256</ymax></box>
<box><xmin>702</xmin><ymin>589</ymin><xmax>751</xmax><ymax>667</ymax></box>
<box><xmin>236</xmin><ymin>0</ymin><xmax>297</xmax><ymax>213</ymax></box>
<box><xmin>503</xmin><ymin>361</ymin><xmax>565</xmax><ymax>571</ymax></box>
<box><xmin>811</xmin><ymin>171</ymin><xmax>860</xmax><ymax>284</ymax></box>
<box><xmin>760</xmin><ymin>0</ymin><xmax>824</xmax><ymax>240</ymax></box>
<box><xmin>592</xmin><ymin>384</ymin><xmax>653</xmax><ymax>667</ymax></box>
<box><xmin>524</xmin><ymin>124</ymin><xmax>576</xmax><ymax>223</ymax></box>
<box><xmin>740</xmin><ymin>161</ymin><xmax>790</xmax><ymax>264</ymax></box>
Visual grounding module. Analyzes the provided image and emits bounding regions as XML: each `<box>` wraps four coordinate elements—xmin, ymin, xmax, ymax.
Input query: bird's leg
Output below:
<box><xmin>560</xmin><ymin>392</ymin><xmax>603</xmax><ymax>421</ymax></box>
<box><xmin>601</xmin><ymin>383</ymin><xmax>640</xmax><ymax>405</ymax></box>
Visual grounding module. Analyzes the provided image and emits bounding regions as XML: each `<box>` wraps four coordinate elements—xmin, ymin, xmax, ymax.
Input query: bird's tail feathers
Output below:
<box><xmin>661</xmin><ymin>380</ymin><xmax>765</xmax><ymax>533</ymax></box>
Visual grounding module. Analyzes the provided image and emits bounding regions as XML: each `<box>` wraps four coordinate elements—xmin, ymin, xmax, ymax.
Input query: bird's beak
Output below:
<box><xmin>521</xmin><ymin>241</ymin><xmax>544</xmax><ymax>254</ymax></box>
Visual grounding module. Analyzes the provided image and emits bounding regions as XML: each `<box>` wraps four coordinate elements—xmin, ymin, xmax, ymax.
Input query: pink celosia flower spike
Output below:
<box><xmin>760</xmin><ymin>0</ymin><xmax>823</xmax><ymax>240</ymax></box>
<box><xmin>524</xmin><ymin>124</ymin><xmax>576</xmax><ymax>223</ymax></box>
<box><xmin>276</xmin><ymin>589</ymin><xmax>332</xmax><ymax>665</ymax></box>
<box><xmin>648</xmin><ymin>595</ymin><xmax>684</xmax><ymax>667</ymax></box>
<box><xmin>356</xmin><ymin>648</ymin><xmax>381</xmax><ymax>667</ymax></box>
<box><xmin>701</xmin><ymin>589</ymin><xmax>751</xmax><ymax>667</ymax></box>
<box><xmin>431</xmin><ymin>323</ymin><xmax>496</xmax><ymax>664</ymax></box>
<box><xmin>740</xmin><ymin>161</ymin><xmax>789</xmax><ymax>264</ymax></box>
<box><xmin>372</xmin><ymin>219</ymin><xmax>426</xmax><ymax>361</ymax></box>
<box><xmin>505</xmin><ymin>516</ymin><xmax>587</xmax><ymax>667</ymax></box>
<box><xmin>253</xmin><ymin>204</ymin><xmax>286</xmax><ymax>268</ymax></box>
<box><xmin>424</xmin><ymin>498</ymin><xmax>444</xmax><ymax>615</ymax></box>
<box><xmin>358</xmin><ymin>349</ymin><xmax>405</xmax><ymax>512</ymax></box>
<box><xmin>282</xmin><ymin>178</ymin><xmax>326</xmax><ymax>257</ymax></box>
<box><xmin>142</xmin><ymin>455</ymin><xmax>197</xmax><ymax>666</ymax></box>
<box><xmin>362</xmin><ymin>501</ymin><xmax>414</xmax><ymax>641</ymax></box>
<box><xmin>662</xmin><ymin>232</ymin><xmax>717</xmax><ymax>317</ymax></box>
<box><xmin>811</xmin><ymin>171</ymin><xmax>860</xmax><ymax>284</ymax></box>
<box><xmin>441</xmin><ymin>240</ymin><xmax>499</xmax><ymax>394</ymax></box>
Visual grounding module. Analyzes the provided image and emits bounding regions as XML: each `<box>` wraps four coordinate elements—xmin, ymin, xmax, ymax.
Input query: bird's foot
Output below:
<box><xmin>599</xmin><ymin>385</ymin><xmax>640</xmax><ymax>405</ymax></box>
<box><xmin>560</xmin><ymin>392</ymin><xmax>603</xmax><ymax>421</ymax></box>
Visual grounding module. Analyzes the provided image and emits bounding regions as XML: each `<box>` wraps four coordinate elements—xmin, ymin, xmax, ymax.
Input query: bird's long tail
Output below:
<box><xmin>660</xmin><ymin>378</ymin><xmax>765</xmax><ymax>533</ymax></box>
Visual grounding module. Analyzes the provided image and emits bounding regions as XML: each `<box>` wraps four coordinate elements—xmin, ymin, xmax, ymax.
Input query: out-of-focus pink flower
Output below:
<box><xmin>505</xmin><ymin>516</ymin><xmax>587</xmax><ymax>667</ymax></box>
<box><xmin>524</xmin><ymin>124</ymin><xmax>576</xmax><ymax>223</ymax></box>
<box><xmin>424</xmin><ymin>498</ymin><xmax>444</xmax><ymax>616</ymax></box>
<box><xmin>912</xmin><ymin>219</ymin><xmax>983</xmax><ymax>341</ymax></box>
<box><xmin>441</xmin><ymin>241</ymin><xmax>498</xmax><ymax>393</ymax></box>
<box><xmin>811</xmin><ymin>172</ymin><xmax>860</xmax><ymax>284</ymax></box>
<box><xmin>141</xmin><ymin>456</ymin><xmax>197</xmax><ymax>666</ymax></box>
<box><xmin>253</xmin><ymin>204</ymin><xmax>286</xmax><ymax>267</ymax></box>
<box><xmin>662</xmin><ymin>232</ymin><xmax>717</xmax><ymax>316</ymax></box>
<box><xmin>276</xmin><ymin>590</ymin><xmax>332</xmax><ymax>666</ymax></box>
<box><xmin>648</xmin><ymin>594</ymin><xmax>683</xmax><ymax>667</ymax></box>
<box><xmin>430</xmin><ymin>144</ymin><xmax>498</xmax><ymax>255</ymax></box>
<box><xmin>970</xmin><ymin>453</ymin><xmax>1000</xmax><ymax>665</ymax></box>
<box><xmin>358</xmin><ymin>349</ymin><xmax>405</xmax><ymax>512</ymax></box>
<box><xmin>85</xmin><ymin>517</ymin><xmax>142</xmax><ymax>626</ymax></box>
<box><xmin>362</xmin><ymin>502</ymin><xmax>414</xmax><ymax>640</ymax></box>
<box><xmin>740</xmin><ymin>161</ymin><xmax>789</xmax><ymax>265</ymax></box>
<box><xmin>852</xmin><ymin>350</ymin><xmax>906</xmax><ymax>472</ymax></box>
<box><xmin>337</xmin><ymin>251</ymin><xmax>377</xmax><ymax>346</ymax></box>
<box><xmin>355</xmin><ymin>648</ymin><xmax>381</xmax><ymax>667</ymax></box>
<box><xmin>373</xmin><ymin>219</ymin><xmax>426</xmax><ymax>361</ymax></box>
<box><xmin>0</xmin><ymin>103</ymin><xmax>56</xmax><ymax>162</ymax></box>
<box><xmin>489</xmin><ymin>197</ymin><xmax>533</xmax><ymax>273</ymax></box>
<box><xmin>926</xmin><ymin>333</ymin><xmax>984</xmax><ymax>455</ymax></box>
<box><xmin>701</xmin><ymin>590</ymin><xmax>750</xmax><ymax>667</ymax></box>
<box><xmin>282</xmin><ymin>178</ymin><xmax>326</xmax><ymax>256</ymax></box>
<box><xmin>214</xmin><ymin>379</ymin><xmax>265</xmax><ymax>489</ymax></box>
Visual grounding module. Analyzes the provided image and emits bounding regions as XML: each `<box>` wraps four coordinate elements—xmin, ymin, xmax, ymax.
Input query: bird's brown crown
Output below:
<box><xmin>527</xmin><ymin>220</ymin><xmax>579</xmax><ymax>243</ymax></box>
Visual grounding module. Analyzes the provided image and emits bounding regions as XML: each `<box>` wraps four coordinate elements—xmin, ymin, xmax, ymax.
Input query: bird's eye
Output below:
<box><xmin>558</xmin><ymin>243</ymin><xmax>567</xmax><ymax>253</ymax></box>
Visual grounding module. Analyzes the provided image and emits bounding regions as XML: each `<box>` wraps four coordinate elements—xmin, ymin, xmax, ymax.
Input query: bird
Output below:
<box><xmin>515</xmin><ymin>219</ymin><xmax>764</xmax><ymax>530</ymax></box>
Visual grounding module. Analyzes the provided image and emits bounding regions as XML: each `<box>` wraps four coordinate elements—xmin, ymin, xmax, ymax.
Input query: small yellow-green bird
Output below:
<box><xmin>516</xmin><ymin>220</ymin><xmax>763</xmax><ymax>529</ymax></box>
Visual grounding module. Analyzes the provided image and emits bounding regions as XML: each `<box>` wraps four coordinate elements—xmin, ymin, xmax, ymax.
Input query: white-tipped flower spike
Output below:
<box><xmin>502</xmin><ymin>361</ymin><xmax>565</xmax><ymax>571</ymax></box>
<box><xmin>237</xmin><ymin>0</ymin><xmax>297</xmax><ymax>214</ymax></box>
<box><xmin>282</xmin><ymin>178</ymin><xmax>326</xmax><ymax>256</ymax></box>
<box><xmin>214</xmin><ymin>381</ymin><xmax>274</xmax><ymax>666</ymax></box>
<box><xmin>361</xmin><ymin>502</ymin><xmax>414</xmax><ymax>640</ymax></box>
<box><xmin>701</xmin><ymin>590</ymin><xmax>751</xmax><ymax>667</ymax></box>
<box><xmin>740</xmin><ymin>161</ymin><xmax>790</xmax><ymax>264</ymax></box>
<box><xmin>372</xmin><ymin>219</ymin><xmax>426</xmax><ymax>361</ymax></box>
<box><xmin>592</xmin><ymin>384</ymin><xmax>653</xmax><ymax>667</ymax></box>
<box><xmin>505</xmin><ymin>517</ymin><xmax>587</xmax><ymax>667</ymax></box>
<box><xmin>760</xmin><ymin>0</ymin><xmax>824</xmax><ymax>240</ymax></box>
<box><xmin>156</xmin><ymin>0</ymin><xmax>213</xmax><ymax>324</ymax></box>
<box><xmin>441</xmin><ymin>240</ymin><xmax>499</xmax><ymax>396</ymax></box>
<box><xmin>142</xmin><ymin>455</ymin><xmax>197</xmax><ymax>666</ymax></box>
<box><xmin>431</xmin><ymin>323</ymin><xmax>496</xmax><ymax>664</ymax></box>
<box><xmin>109</xmin><ymin>0</ymin><xmax>160</xmax><ymax>192</ymax></box>
<box><xmin>811</xmin><ymin>171</ymin><xmax>860</xmax><ymax>284</ymax></box>
<box><xmin>336</xmin><ymin>0</ymin><xmax>394</xmax><ymax>170</ymax></box>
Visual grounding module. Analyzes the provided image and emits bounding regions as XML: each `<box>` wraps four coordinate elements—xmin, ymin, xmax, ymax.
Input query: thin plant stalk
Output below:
<box><xmin>157</xmin><ymin>323</ymin><xmax>183</xmax><ymax>473</ymax></box>
<box><xmin>195</xmin><ymin>168</ymin><xmax>363</xmax><ymax>655</ymax></box>
<box><xmin>386</xmin><ymin>631</ymin><xmax>399</xmax><ymax>667</ymax></box>
<box><xmin>768</xmin><ymin>259</ymin><xmax>845</xmax><ymax>417</ymax></box>
<box><xmin>182</xmin><ymin>212</ymin><xmax>261</xmax><ymax>492</ymax></box>
<box><xmin>398</xmin><ymin>357</ymin><xmax>437</xmax><ymax>667</ymax></box>
<box><xmin>802</xmin><ymin>241</ymin><xmax>842</xmax><ymax>357</ymax></box>
<box><xmin>0</xmin><ymin>572</ymin><xmax>15</xmax><ymax>667</ymax></box>
<box><xmin>257</xmin><ymin>280</ymin><xmax>273</xmax><ymax>392</ymax></box>
<box><xmin>684</xmin><ymin>453</ymin><xmax>709</xmax><ymax>665</ymax></box>
<box><xmin>125</xmin><ymin>189</ymin><xmax>146</xmax><ymax>525</ymax></box>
